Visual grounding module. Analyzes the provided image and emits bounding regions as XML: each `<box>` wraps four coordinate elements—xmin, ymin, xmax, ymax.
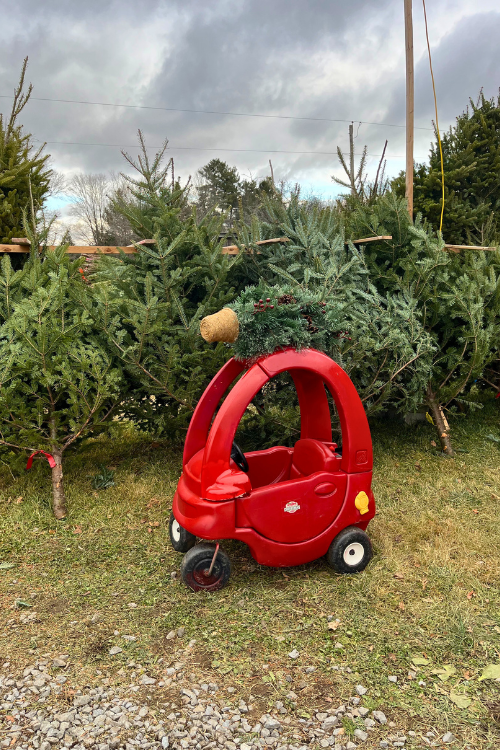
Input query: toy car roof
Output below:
<box><xmin>183</xmin><ymin>348</ymin><xmax>373</xmax><ymax>497</ymax></box>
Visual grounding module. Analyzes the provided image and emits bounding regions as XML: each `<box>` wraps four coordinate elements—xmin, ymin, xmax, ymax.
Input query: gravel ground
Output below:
<box><xmin>0</xmin><ymin>642</ymin><xmax>460</xmax><ymax>750</ymax></box>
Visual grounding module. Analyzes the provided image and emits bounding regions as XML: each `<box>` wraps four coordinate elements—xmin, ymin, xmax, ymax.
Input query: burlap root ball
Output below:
<box><xmin>200</xmin><ymin>308</ymin><xmax>239</xmax><ymax>343</ymax></box>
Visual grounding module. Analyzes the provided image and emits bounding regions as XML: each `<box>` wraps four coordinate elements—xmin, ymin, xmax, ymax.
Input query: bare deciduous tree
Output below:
<box><xmin>66</xmin><ymin>172</ymin><xmax>138</xmax><ymax>246</ymax></box>
<box><xmin>104</xmin><ymin>180</ymin><xmax>140</xmax><ymax>246</ymax></box>
<box><xmin>46</xmin><ymin>169</ymin><xmax>67</xmax><ymax>198</ymax></box>
<box><xmin>67</xmin><ymin>173</ymin><xmax>111</xmax><ymax>245</ymax></box>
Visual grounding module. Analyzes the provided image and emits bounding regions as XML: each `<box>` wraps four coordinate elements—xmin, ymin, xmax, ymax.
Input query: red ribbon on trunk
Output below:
<box><xmin>496</xmin><ymin>392</ymin><xmax>500</xmax><ymax>399</ymax></box>
<box><xmin>26</xmin><ymin>451</ymin><xmax>56</xmax><ymax>470</ymax></box>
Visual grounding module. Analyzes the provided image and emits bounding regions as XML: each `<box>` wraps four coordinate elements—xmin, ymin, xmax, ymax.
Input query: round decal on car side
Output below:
<box><xmin>284</xmin><ymin>501</ymin><xmax>300</xmax><ymax>514</ymax></box>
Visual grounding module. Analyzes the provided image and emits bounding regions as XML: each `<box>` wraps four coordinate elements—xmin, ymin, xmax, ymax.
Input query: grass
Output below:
<box><xmin>0</xmin><ymin>403</ymin><xmax>500</xmax><ymax>748</ymax></box>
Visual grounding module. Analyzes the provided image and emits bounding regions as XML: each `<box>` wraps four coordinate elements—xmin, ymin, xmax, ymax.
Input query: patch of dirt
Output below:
<box><xmin>133</xmin><ymin>685</ymin><xmax>181</xmax><ymax>709</ymax></box>
<box><xmin>150</xmin><ymin>633</ymin><xmax>188</xmax><ymax>656</ymax></box>
<box><xmin>245</xmin><ymin>679</ymin><xmax>276</xmax><ymax>717</ymax></box>
<box><xmin>302</xmin><ymin>677</ymin><xmax>335</xmax><ymax>705</ymax></box>
<box><xmin>0</xmin><ymin>655</ymin><xmax>19</xmax><ymax>670</ymax></box>
<box><xmin>147</xmin><ymin>603</ymin><xmax>171</xmax><ymax>621</ymax></box>
<box><xmin>486</xmin><ymin>701</ymin><xmax>500</xmax><ymax>725</ymax></box>
<box><xmin>248</xmin><ymin>679</ymin><xmax>273</xmax><ymax>699</ymax></box>
<box><xmin>272</xmin><ymin>580</ymin><xmax>289</xmax><ymax>590</ymax></box>
<box><xmin>84</xmin><ymin>634</ymin><xmax>112</xmax><ymax>658</ymax></box>
<box><xmin>190</xmin><ymin>647</ymin><xmax>214</xmax><ymax>671</ymax></box>
<box><xmin>42</xmin><ymin>598</ymin><xmax>69</xmax><ymax>615</ymax></box>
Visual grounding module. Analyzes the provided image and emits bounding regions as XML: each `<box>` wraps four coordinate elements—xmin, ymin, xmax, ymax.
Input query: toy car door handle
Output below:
<box><xmin>314</xmin><ymin>481</ymin><xmax>338</xmax><ymax>497</ymax></box>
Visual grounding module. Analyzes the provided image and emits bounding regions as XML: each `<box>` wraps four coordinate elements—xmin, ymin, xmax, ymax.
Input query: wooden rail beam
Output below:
<box><xmin>64</xmin><ymin>246</ymin><xmax>138</xmax><ymax>255</ymax></box>
<box><xmin>0</xmin><ymin>237</ymin><xmax>496</xmax><ymax>256</ymax></box>
<box><xmin>444</xmin><ymin>244</ymin><xmax>497</xmax><ymax>252</ymax></box>
<box><xmin>0</xmin><ymin>237</ymin><xmax>290</xmax><ymax>256</ymax></box>
<box><xmin>0</xmin><ymin>244</ymin><xmax>33</xmax><ymax>253</ymax></box>
<box><xmin>221</xmin><ymin>237</ymin><xmax>290</xmax><ymax>255</ymax></box>
<box><xmin>0</xmin><ymin>239</ymin><xmax>157</xmax><ymax>255</ymax></box>
<box><xmin>348</xmin><ymin>236</ymin><xmax>393</xmax><ymax>244</ymax></box>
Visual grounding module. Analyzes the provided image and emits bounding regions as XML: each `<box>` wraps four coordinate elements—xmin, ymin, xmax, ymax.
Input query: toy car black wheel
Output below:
<box><xmin>327</xmin><ymin>527</ymin><xmax>373</xmax><ymax>574</ymax></box>
<box><xmin>169</xmin><ymin>512</ymin><xmax>196</xmax><ymax>553</ymax></box>
<box><xmin>180</xmin><ymin>543</ymin><xmax>231</xmax><ymax>592</ymax></box>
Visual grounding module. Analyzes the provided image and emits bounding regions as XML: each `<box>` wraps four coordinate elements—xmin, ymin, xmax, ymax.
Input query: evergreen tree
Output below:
<box><xmin>0</xmin><ymin>222</ymin><xmax>123</xmax><ymax>518</ymax></box>
<box><xmin>110</xmin><ymin>134</ymin><xmax>192</xmax><ymax>244</ymax></box>
<box><xmin>196</xmin><ymin>158</ymin><xmax>274</xmax><ymax>225</ymax></box>
<box><xmin>91</xmin><ymin>136</ymin><xmax>242</xmax><ymax>436</ymax></box>
<box><xmin>0</xmin><ymin>58</ymin><xmax>51</xmax><ymax>243</ymax></box>
<box><xmin>238</xmin><ymin>176</ymin><xmax>275</xmax><ymax>222</ymax></box>
<box><xmin>196</xmin><ymin>158</ymin><xmax>241</xmax><ymax>220</ymax></box>
<box><xmin>104</xmin><ymin>181</ymin><xmax>140</xmax><ymax>245</ymax></box>
<box><xmin>392</xmin><ymin>91</ymin><xmax>500</xmax><ymax>245</ymax></box>
<box><xmin>345</xmin><ymin>192</ymin><xmax>500</xmax><ymax>454</ymax></box>
<box><xmin>237</xmin><ymin>195</ymin><xmax>435</xmax><ymax>416</ymax></box>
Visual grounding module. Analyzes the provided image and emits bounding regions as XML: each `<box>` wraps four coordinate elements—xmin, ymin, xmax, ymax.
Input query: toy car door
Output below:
<box><xmin>237</xmin><ymin>467</ymin><xmax>347</xmax><ymax>543</ymax></box>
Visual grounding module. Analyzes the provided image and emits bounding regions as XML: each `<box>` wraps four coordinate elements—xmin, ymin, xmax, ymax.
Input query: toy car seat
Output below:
<box><xmin>290</xmin><ymin>438</ymin><xmax>341</xmax><ymax>479</ymax></box>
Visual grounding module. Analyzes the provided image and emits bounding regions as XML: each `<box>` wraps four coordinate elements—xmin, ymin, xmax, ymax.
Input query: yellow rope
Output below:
<box><xmin>422</xmin><ymin>0</ymin><xmax>445</xmax><ymax>233</ymax></box>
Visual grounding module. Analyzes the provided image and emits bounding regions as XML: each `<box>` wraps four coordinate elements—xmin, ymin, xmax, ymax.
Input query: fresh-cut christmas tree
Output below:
<box><xmin>344</xmin><ymin>192</ymin><xmax>500</xmax><ymax>454</ymax></box>
<box><xmin>0</xmin><ymin>223</ymin><xmax>123</xmax><ymax>518</ymax></box>
<box><xmin>91</xmin><ymin>134</ymin><xmax>242</xmax><ymax>437</ymax></box>
<box><xmin>200</xmin><ymin>273</ymin><xmax>434</xmax><ymax>450</ymax></box>
<box><xmin>233</xmin><ymin>195</ymin><xmax>435</xmax><ymax>416</ymax></box>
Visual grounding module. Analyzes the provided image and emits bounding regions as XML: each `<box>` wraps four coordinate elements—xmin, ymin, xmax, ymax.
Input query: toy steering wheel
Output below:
<box><xmin>231</xmin><ymin>441</ymin><xmax>249</xmax><ymax>473</ymax></box>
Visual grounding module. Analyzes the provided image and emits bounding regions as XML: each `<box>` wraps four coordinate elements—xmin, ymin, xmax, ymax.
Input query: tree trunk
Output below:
<box><xmin>426</xmin><ymin>385</ymin><xmax>455</xmax><ymax>457</ymax></box>
<box><xmin>51</xmin><ymin>448</ymin><xmax>67</xmax><ymax>519</ymax></box>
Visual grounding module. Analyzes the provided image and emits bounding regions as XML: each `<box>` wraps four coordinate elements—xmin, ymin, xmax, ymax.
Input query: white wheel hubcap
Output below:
<box><xmin>171</xmin><ymin>520</ymin><xmax>181</xmax><ymax>542</ymax></box>
<box><xmin>343</xmin><ymin>542</ymin><xmax>365</xmax><ymax>566</ymax></box>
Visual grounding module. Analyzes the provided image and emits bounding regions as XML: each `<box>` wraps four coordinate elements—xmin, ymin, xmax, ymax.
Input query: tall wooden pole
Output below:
<box><xmin>349</xmin><ymin>122</ymin><xmax>355</xmax><ymax>193</ymax></box>
<box><xmin>404</xmin><ymin>0</ymin><xmax>414</xmax><ymax>220</ymax></box>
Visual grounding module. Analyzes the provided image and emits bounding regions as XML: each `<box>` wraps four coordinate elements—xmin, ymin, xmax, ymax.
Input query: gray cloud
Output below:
<box><xmin>0</xmin><ymin>0</ymin><xmax>498</xmax><ymax>194</ymax></box>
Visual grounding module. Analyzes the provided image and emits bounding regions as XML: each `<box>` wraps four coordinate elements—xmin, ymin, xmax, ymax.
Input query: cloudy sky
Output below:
<box><xmin>1</xmin><ymin>0</ymin><xmax>499</xmax><ymax>203</ymax></box>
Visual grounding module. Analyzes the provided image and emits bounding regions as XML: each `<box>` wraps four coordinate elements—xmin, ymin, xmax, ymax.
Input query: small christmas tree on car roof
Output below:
<box><xmin>200</xmin><ymin>275</ymin><xmax>435</xmax><ymax>424</ymax></box>
<box><xmin>200</xmin><ymin>283</ymin><xmax>344</xmax><ymax>361</ymax></box>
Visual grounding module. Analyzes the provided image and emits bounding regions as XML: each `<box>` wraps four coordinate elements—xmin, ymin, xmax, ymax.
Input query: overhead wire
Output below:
<box><xmin>33</xmin><ymin>138</ymin><xmax>422</xmax><ymax>159</ymax></box>
<box><xmin>0</xmin><ymin>94</ymin><xmax>434</xmax><ymax>131</ymax></box>
<box><xmin>422</xmin><ymin>0</ymin><xmax>445</xmax><ymax>232</ymax></box>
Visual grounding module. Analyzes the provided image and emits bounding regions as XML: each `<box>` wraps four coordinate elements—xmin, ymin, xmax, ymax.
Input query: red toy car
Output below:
<box><xmin>171</xmin><ymin>347</ymin><xmax>375</xmax><ymax>591</ymax></box>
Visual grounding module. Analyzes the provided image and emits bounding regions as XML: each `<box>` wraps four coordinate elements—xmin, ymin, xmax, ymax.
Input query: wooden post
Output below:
<box><xmin>348</xmin><ymin>123</ymin><xmax>355</xmax><ymax>194</ymax></box>
<box><xmin>269</xmin><ymin>159</ymin><xmax>275</xmax><ymax>186</ymax></box>
<box><xmin>404</xmin><ymin>0</ymin><xmax>414</xmax><ymax>220</ymax></box>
